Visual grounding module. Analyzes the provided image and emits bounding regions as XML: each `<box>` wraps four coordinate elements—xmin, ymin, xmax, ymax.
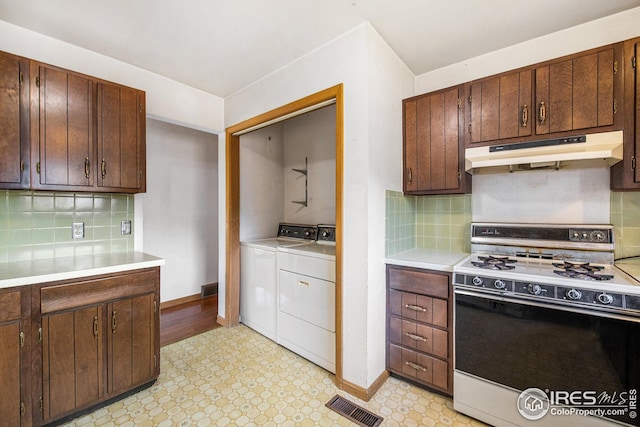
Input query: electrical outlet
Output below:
<box><xmin>72</xmin><ymin>222</ymin><xmax>84</xmax><ymax>239</ymax></box>
<box><xmin>121</xmin><ymin>220</ymin><xmax>132</xmax><ymax>235</ymax></box>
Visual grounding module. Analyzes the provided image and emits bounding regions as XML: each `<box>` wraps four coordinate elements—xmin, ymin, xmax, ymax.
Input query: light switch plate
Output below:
<box><xmin>121</xmin><ymin>220</ymin><xmax>132</xmax><ymax>235</ymax></box>
<box><xmin>72</xmin><ymin>222</ymin><xmax>84</xmax><ymax>239</ymax></box>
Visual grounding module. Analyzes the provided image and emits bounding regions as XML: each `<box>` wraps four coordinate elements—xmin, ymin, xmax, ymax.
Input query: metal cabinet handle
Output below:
<box><xmin>407</xmin><ymin>168</ymin><xmax>412</xmax><ymax>184</ymax></box>
<box><xmin>521</xmin><ymin>104</ymin><xmax>528</xmax><ymax>127</ymax></box>
<box><xmin>405</xmin><ymin>304</ymin><xmax>426</xmax><ymax>312</ymax></box>
<box><xmin>538</xmin><ymin>101</ymin><xmax>546</xmax><ymax>124</ymax></box>
<box><xmin>405</xmin><ymin>361</ymin><xmax>427</xmax><ymax>372</ymax></box>
<box><xmin>101</xmin><ymin>159</ymin><xmax>107</xmax><ymax>179</ymax></box>
<box><xmin>405</xmin><ymin>332</ymin><xmax>427</xmax><ymax>342</ymax></box>
<box><xmin>84</xmin><ymin>157</ymin><xmax>90</xmax><ymax>178</ymax></box>
<box><xmin>111</xmin><ymin>310</ymin><xmax>117</xmax><ymax>333</ymax></box>
<box><xmin>93</xmin><ymin>316</ymin><xmax>99</xmax><ymax>338</ymax></box>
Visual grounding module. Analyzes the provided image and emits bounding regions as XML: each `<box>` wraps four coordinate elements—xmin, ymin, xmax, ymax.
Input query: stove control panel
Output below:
<box><xmin>568</xmin><ymin>228</ymin><xmax>611</xmax><ymax>243</ymax></box>
<box><xmin>454</xmin><ymin>273</ymin><xmax>628</xmax><ymax>311</ymax></box>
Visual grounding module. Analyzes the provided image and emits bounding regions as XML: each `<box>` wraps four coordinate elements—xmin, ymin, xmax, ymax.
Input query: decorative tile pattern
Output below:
<box><xmin>62</xmin><ymin>325</ymin><xmax>486</xmax><ymax>427</ymax></box>
<box><xmin>385</xmin><ymin>190</ymin><xmax>471</xmax><ymax>256</ymax></box>
<box><xmin>611</xmin><ymin>191</ymin><xmax>640</xmax><ymax>259</ymax></box>
<box><xmin>0</xmin><ymin>190</ymin><xmax>134</xmax><ymax>262</ymax></box>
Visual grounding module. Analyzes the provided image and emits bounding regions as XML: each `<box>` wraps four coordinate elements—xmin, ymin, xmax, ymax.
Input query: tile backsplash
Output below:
<box><xmin>611</xmin><ymin>191</ymin><xmax>640</xmax><ymax>260</ymax></box>
<box><xmin>386</xmin><ymin>190</ymin><xmax>472</xmax><ymax>256</ymax></box>
<box><xmin>0</xmin><ymin>190</ymin><xmax>134</xmax><ymax>263</ymax></box>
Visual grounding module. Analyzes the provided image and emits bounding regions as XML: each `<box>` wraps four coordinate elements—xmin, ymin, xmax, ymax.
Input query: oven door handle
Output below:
<box><xmin>454</xmin><ymin>288</ymin><xmax>640</xmax><ymax>322</ymax></box>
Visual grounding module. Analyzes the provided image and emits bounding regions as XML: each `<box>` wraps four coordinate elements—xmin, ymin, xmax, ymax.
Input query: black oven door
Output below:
<box><xmin>455</xmin><ymin>290</ymin><xmax>640</xmax><ymax>426</ymax></box>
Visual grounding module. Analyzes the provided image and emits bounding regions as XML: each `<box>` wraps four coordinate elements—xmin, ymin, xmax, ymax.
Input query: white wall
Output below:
<box><xmin>283</xmin><ymin>105</ymin><xmax>336</xmax><ymax>225</ymax></box>
<box><xmin>415</xmin><ymin>7</ymin><xmax>640</xmax><ymax>225</ymax></box>
<box><xmin>224</xmin><ymin>23</ymin><xmax>414</xmax><ymax>390</ymax></box>
<box><xmin>364</xmin><ymin>26</ymin><xmax>415</xmax><ymax>386</ymax></box>
<box><xmin>0</xmin><ymin>19</ymin><xmax>224</xmax><ymax>133</ymax></box>
<box><xmin>239</xmin><ymin>124</ymin><xmax>285</xmax><ymax>241</ymax></box>
<box><xmin>143</xmin><ymin>119</ymin><xmax>219</xmax><ymax>302</ymax></box>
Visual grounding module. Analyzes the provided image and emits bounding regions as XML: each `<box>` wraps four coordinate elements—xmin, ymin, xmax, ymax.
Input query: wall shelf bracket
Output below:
<box><xmin>291</xmin><ymin>157</ymin><xmax>308</xmax><ymax>207</ymax></box>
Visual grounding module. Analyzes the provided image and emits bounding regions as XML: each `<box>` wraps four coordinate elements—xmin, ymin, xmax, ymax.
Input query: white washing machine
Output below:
<box><xmin>240</xmin><ymin>224</ymin><xmax>316</xmax><ymax>341</ymax></box>
<box><xmin>277</xmin><ymin>225</ymin><xmax>336</xmax><ymax>373</ymax></box>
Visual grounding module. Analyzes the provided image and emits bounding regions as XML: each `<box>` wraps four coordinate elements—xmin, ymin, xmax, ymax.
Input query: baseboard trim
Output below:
<box><xmin>338</xmin><ymin>370</ymin><xmax>389</xmax><ymax>402</ymax></box>
<box><xmin>216</xmin><ymin>315</ymin><xmax>229</xmax><ymax>327</ymax></box>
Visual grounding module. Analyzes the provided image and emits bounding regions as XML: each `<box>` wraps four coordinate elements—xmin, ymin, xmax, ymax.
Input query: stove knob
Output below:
<box><xmin>472</xmin><ymin>276</ymin><xmax>484</xmax><ymax>286</ymax></box>
<box><xmin>566</xmin><ymin>288</ymin><xmax>583</xmax><ymax>301</ymax></box>
<box><xmin>527</xmin><ymin>283</ymin><xmax>542</xmax><ymax>295</ymax></box>
<box><xmin>597</xmin><ymin>293</ymin><xmax>614</xmax><ymax>305</ymax></box>
<box><xmin>322</xmin><ymin>230</ymin><xmax>330</xmax><ymax>237</ymax></box>
<box><xmin>494</xmin><ymin>279</ymin><xmax>506</xmax><ymax>290</ymax></box>
<box><xmin>304</xmin><ymin>230</ymin><xmax>311</xmax><ymax>237</ymax></box>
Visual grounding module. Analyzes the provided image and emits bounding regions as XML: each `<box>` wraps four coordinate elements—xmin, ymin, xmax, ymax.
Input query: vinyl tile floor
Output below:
<box><xmin>61</xmin><ymin>325</ymin><xmax>487</xmax><ymax>427</ymax></box>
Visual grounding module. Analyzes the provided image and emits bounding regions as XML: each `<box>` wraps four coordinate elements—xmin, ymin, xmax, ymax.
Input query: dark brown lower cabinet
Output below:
<box><xmin>42</xmin><ymin>306</ymin><xmax>103</xmax><ymax>421</ymax></box>
<box><xmin>0</xmin><ymin>287</ymin><xmax>30</xmax><ymax>427</ymax></box>
<box><xmin>386</xmin><ymin>265</ymin><xmax>453</xmax><ymax>396</ymax></box>
<box><xmin>37</xmin><ymin>267</ymin><xmax>159</xmax><ymax>426</ymax></box>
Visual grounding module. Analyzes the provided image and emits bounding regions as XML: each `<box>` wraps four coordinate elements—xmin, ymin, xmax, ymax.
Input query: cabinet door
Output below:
<box><xmin>0</xmin><ymin>289</ymin><xmax>24</xmax><ymax>427</ymax></box>
<box><xmin>31</xmin><ymin>63</ymin><xmax>95</xmax><ymax>190</ymax></box>
<box><xmin>42</xmin><ymin>306</ymin><xmax>103</xmax><ymax>422</ymax></box>
<box><xmin>535</xmin><ymin>47</ymin><xmax>616</xmax><ymax>135</ymax></box>
<box><xmin>467</xmin><ymin>70</ymin><xmax>532</xmax><ymax>144</ymax></box>
<box><xmin>108</xmin><ymin>293</ymin><xmax>155</xmax><ymax>395</ymax></box>
<box><xmin>97</xmin><ymin>82</ymin><xmax>145</xmax><ymax>192</ymax></box>
<box><xmin>403</xmin><ymin>86</ymin><xmax>465</xmax><ymax>194</ymax></box>
<box><xmin>634</xmin><ymin>41</ymin><xmax>640</xmax><ymax>184</ymax></box>
<box><xmin>0</xmin><ymin>51</ymin><xmax>29</xmax><ymax>189</ymax></box>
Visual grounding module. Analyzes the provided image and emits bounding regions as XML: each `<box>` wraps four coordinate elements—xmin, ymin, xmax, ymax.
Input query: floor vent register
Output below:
<box><xmin>325</xmin><ymin>395</ymin><xmax>383</xmax><ymax>427</ymax></box>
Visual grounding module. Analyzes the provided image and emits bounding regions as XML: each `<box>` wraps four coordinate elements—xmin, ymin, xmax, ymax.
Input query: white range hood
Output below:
<box><xmin>465</xmin><ymin>130</ymin><xmax>623</xmax><ymax>174</ymax></box>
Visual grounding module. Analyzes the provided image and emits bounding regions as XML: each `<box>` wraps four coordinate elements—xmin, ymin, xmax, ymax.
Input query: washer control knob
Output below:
<box><xmin>527</xmin><ymin>283</ymin><xmax>542</xmax><ymax>295</ymax></box>
<box><xmin>472</xmin><ymin>276</ymin><xmax>484</xmax><ymax>286</ymax></box>
<box><xmin>597</xmin><ymin>293</ymin><xmax>614</xmax><ymax>305</ymax></box>
<box><xmin>494</xmin><ymin>279</ymin><xmax>506</xmax><ymax>290</ymax></box>
<box><xmin>566</xmin><ymin>288</ymin><xmax>583</xmax><ymax>300</ymax></box>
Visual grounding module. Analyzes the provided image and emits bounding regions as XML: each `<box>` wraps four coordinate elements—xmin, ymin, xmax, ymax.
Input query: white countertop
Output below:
<box><xmin>385</xmin><ymin>249</ymin><xmax>470</xmax><ymax>272</ymax></box>
<box><xmin>615</xmin><ymin>257</ymin><xmax>640</xmax><ymax>284</ymax></box>
<box><xmin>0</xmin><ymin>251</ymin><xmax>165</xmax><ymax>289</ymax></box>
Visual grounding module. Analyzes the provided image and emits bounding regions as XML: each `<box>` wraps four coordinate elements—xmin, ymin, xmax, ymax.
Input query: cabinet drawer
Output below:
<box><xmin>389</xmin><ymin>289</ymin><xmax>448</xmax><ymax>328</ymax></box>
<box><xmin>388</xmin><ymin>267</ymin><xmax>449</xmax><ymax>299</ymax></box>
<box><xmin>0</xmin><ymin>289</ymin><xmax>21</xmax><ymax>322</ymax></box>
<box><xmin>389</xmin><ymin>316</ymin><xmax>448</xmax><ymax>359</ymax></box>
<box><xmin>41</xmin><ymin>268</ymin><xmax>158</xmax><ymax>314</ymax></box>
<box><xmin>389</xmin><ymin>344</ymin><xmax>449</xmax><ymax>391</ymax></box>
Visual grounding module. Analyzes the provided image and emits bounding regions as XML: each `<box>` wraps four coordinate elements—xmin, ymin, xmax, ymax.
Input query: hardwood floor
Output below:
<box><xmin>160</xmin><ymin>295</ymin><xmax>220</xmax><ymax>347</ymax></box>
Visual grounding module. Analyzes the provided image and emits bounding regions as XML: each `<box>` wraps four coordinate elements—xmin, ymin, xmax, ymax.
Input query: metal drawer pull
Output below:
<box><xmin>298</xmin><ymin>280</ymin><xmax>310</xmax><ymax>287</ymax></box>
<box><xmin>405</xmin><ymin>361</ymin><xmax>427</xmax><ymax>372</ymax></box>
<box><xmin>101</xmin><ymin>159</ymin><xmax>107</xmax><ymax>179</ymax></box>
<box><xmin>84</xmin><ymin>157</ymin><xmax>90</xmax><ymax>178</ymax></box>
<box><xmin>406</xmin><ymin>332</ymin><xmax>427</xmax><ymax>342</ymax></box>
<box><xmin>112</xmin><ymin>310</ymin><xmax>117</xmax><ymax>333</ymax></box>
<box><xmin>521</xmin><ymin>104</ymin><xmax>528</xmax><ymax>127</ymax></box>
<box><xmin>405</xmin><ymin>304</ymin><xmax>426</xmax><ymax>312</ymax></box>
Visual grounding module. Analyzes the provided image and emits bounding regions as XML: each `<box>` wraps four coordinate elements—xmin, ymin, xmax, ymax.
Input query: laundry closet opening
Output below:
<box><xmin>225</xmin><ymin>84</ymin><xmax>344</xmax><ymax>385</ymax></box>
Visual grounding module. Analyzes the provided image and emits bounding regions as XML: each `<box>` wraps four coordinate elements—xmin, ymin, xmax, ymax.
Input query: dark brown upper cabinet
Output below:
<box><xmin>0</xmin><ymin>51</ymin><xmax>30</xmax><ymax>189</ymax></box>
<box><xmin>403</xmin><ymin>86</ymin><xmax>470</xmax><ymax>195</ymax></box>
<box><xmin>466</xmin><ymin>70</ymin><xmax>532</xmax><ymax>144</ymax></box>
<box><xmin>0</xmin><ymin>49</ymin><xmax>146</xmax><ymax>193</ymax></box>
<box><xmin>611</xmin><ymin>37</ymin><xmax>640</xmax><ymax>190</ymax></box>
<box><xmin>463</xmin><ymin>43</ymin><xmax>623</xmax><ymax>149</ymax></box>
<box><xmin>97</xmin><ymin>82</ymin><xmax>146</xmax><ymax>192</ymax></box>
<box><xmin>30</xmin><ymin>62</ymin><xmax>97</xmax><ymax>191</ymax></box>
<box><xmin>535</xmin><ymin>46</ymin><xmax>617</xmax><ymax>135</ymax></box>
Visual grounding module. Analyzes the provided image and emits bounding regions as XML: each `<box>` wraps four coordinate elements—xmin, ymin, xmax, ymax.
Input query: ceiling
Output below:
<box><xmin>1</xmin><ymin>0</ymin><xmax>639</xmax><ymax>98</ymax></box>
